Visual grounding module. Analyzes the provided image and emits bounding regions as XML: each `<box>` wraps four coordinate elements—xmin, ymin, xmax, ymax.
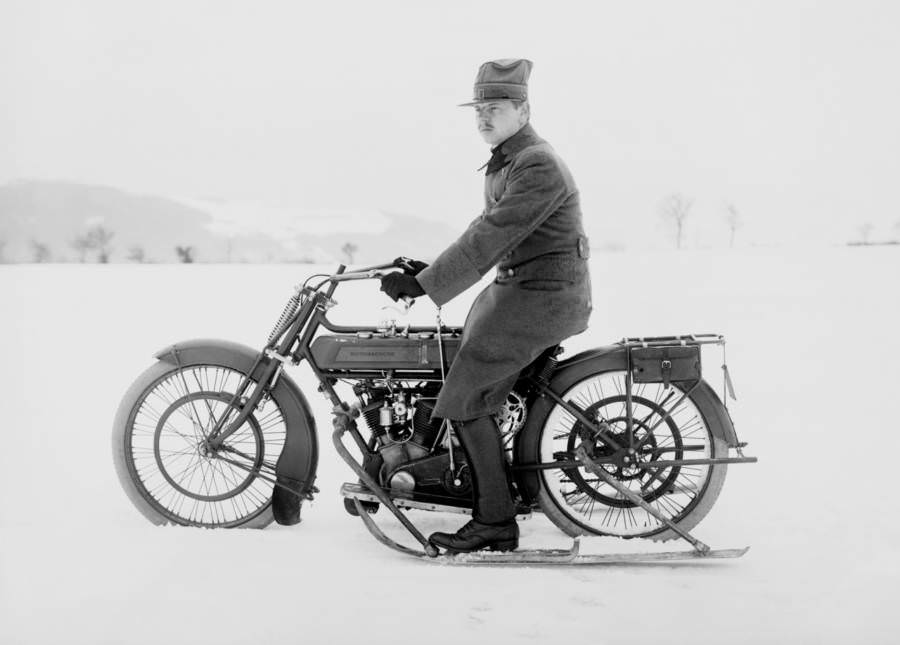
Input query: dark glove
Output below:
<box><xmin>394</xmin><ymin>257</ymin><xmax>429</xmax><ymax>276</ymax></box>
<box><xmin>380</xmin><ymin>272</ymin><xmax>425</xmax><ymax>302</ymax></box>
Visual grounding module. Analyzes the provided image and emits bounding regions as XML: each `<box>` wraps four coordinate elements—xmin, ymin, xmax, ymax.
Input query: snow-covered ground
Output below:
<box><xmin>1</xmin><ymin>247</ymin><xmax>898</xmax><ymax>644</ymax></box>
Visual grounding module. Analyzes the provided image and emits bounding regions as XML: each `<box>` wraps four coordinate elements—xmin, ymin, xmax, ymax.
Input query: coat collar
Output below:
<box><xmin>496</xmin><ymin>122</ymin><xmax>541</xmax><ymax>157</ymax></box>
<box><xmin>482</xmin><ymin>123</ymin><xmax>541</xmax><ymax>174</ymax></box>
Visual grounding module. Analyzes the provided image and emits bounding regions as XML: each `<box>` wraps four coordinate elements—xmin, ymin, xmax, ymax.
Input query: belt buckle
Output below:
<box><xmin>577</xmin><ymin>237</ymin><xmax>590</xmax><ymax>259</ymax></box>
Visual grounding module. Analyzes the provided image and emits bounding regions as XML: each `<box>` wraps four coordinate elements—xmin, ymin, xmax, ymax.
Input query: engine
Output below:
<box><xmin>354</xmin><ymin>381</ymin><xmax>470</xmax><ymax>497</ymax></box>
<box><xmin>359</xmin><ymin>386</ymin><xmax>442</xmax><ymax>456</ymax></box>
<box><xmin>350</xmin><ymin>379</ymin><xmax>528</xmax><ymax>506</ymax></box>
<box><xmin>317</xmin><ymin>332</ymin><xmax>526</xmax><ymax>505</ymax></box>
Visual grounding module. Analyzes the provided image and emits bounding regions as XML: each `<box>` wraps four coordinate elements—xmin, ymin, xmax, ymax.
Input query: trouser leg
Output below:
<box><xmin>455</xmin><ymin>415</ymin><xmax>516</xmax><ymax>524</ymax></box>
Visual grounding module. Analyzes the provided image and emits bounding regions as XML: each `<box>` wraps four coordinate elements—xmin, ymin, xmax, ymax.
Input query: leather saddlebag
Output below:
<box><xmin>630</xmin><ymin>345</ymin><xmax>701</xmax><ymax>387</ymax></box>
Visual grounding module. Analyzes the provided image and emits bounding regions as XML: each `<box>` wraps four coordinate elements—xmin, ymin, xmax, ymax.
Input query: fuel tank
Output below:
<box><xmin>310</xmin><ymin>332</ymin><xmax>461</xmax><ymax>372</ymax></box>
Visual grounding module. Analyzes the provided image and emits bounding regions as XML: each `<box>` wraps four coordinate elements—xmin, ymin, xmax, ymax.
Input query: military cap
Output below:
<box><xmin>459</xmin><ymin>58</ymin><xmax>533</xmax><ymax>106</ymax></box>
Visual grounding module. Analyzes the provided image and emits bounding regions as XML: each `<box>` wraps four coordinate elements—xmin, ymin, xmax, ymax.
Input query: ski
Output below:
<box><xmin>352</xmin><ymin>497</ymin><xmax>749</xmax><ymax>565</ymax></box>
<box><xmin>430</xmin><ymin>542</ymin><xmax>750</xmax><ymax>566</ymax></box>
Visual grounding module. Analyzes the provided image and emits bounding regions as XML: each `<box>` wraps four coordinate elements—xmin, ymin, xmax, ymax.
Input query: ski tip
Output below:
<box><xmin>702</xmin><ymin>546</ymin><xmax>750</xmax><ymax>559</ymax></box>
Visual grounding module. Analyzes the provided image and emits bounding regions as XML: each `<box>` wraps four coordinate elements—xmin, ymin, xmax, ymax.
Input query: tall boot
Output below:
<box><xmin>428</xmin><ymin>416</ymin><xmax>518</xmax><ymax>553</ymax></box>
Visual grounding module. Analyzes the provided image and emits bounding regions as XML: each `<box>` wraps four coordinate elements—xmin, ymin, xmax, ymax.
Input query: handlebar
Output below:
<box><xmin>325</xmin><ymin>266</ymin><xmax>416</xmax><ymax>311</ymax></box>
<box><xmin>346</xmin><ymin>256</ymin><xmax>419</xmax><ymax>274</ymax></box>
<box><xmin>326</xmin><ymin>268</ymin><xmax>392</xmax><ymax>282</ymax></box>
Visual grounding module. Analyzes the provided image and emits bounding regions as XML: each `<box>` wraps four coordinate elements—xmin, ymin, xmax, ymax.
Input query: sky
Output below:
<box><xmin>2</xmin><ymin>0</ymin><xmax>899</xmax><ymax>249</ymax></box>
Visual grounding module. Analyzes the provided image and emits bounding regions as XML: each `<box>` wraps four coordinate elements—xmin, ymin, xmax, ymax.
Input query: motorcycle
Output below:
<box><xmin>112</xmin><ymin>259</ymin><xmax>756</xmax><ymax>564</ymax></box>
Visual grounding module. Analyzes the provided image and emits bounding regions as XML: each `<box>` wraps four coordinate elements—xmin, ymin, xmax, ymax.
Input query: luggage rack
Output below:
<box><xmin>620</xmin><ymin>333</ymin><xmax>725</xmax><ymax>348</ymax></box>
<box><xmin>619</xmin><ymin>333</ymin><xmax>739</xmax><ymax>428</ymax></box>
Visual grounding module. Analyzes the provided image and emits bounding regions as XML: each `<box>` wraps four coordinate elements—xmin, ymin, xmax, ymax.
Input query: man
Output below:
<box><xmin>380</xmin><ymin>58</ymin><xmax>592</xmax><ymax>553</ymax></box>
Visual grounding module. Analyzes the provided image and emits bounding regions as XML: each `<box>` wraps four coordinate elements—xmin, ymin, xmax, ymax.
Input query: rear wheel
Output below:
<box><xmin>112</xmin><ymin>362</ymin><xmax>288</xmax><ymax>528</ymax></box>
<box><xmin>535</xmin><ymin>370</ymin><xmax>728</xmax><ymax>540</ymax></box>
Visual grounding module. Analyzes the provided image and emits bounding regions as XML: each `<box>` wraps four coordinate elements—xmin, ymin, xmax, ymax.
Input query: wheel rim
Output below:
<box><xmin>125</xmin><ymin>365</ymin><xmax>286</xmax><ymax>527</ymax></box>
<box><xmin>540</xmin><ymin>371</ymin><xmax>715</xmax><ymax>537</ymax></box>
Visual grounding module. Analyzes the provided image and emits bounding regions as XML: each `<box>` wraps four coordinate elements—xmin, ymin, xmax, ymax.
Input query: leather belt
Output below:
<box><xmin>496</xmin><ymin>252</ymin><xmax>586</xmax><ymax>284</ymax></box>
<box><xmin>496</xmin><ymin>238</ymin><xmax>590</xmax><ymax>283</ymax></box>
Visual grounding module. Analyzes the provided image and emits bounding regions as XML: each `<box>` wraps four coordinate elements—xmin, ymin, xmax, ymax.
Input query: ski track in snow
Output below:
<box><xmin>1</xmin><ymin>247</ymin><xmax>898</xmax><ymax>644</ymax></box>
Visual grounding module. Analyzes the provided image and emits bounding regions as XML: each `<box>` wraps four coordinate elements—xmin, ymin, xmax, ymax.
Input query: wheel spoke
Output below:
<box><xmin>123</xmin><ymin>365</ymin><xmax>286</xmax><ymax>527</ymax></box>
<box><xmin>539</xmin><ymin>370</ymin><xmax>719</xmax><ymax>538</ymax></box>
<box><xmin>191</xmin><ymin>368</ymin><xmax>221</xmax><ymax>429</ymax></box>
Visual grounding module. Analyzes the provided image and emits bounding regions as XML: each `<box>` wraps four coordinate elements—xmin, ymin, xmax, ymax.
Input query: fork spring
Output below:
<box><xmin>267</xmin><ymin>294</ymin><xmax>301</xmax><ymax>345</ymax></box>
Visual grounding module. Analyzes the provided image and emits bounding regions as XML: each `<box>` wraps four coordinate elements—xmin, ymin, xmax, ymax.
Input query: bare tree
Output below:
<box><xmin>659</xmin><ymin>193</ymin><xmax>693</xmax><ymax>249</ymax></box>
<box><xmin>341</xmin><ymin>241</ymin><xmax>358</xmax><ymax>264</ymax></box>
<box><xmin>73</xmin><ymin>224</ymin><xmax>115</xmax><ymax>262</ymax></box>
<box><xmin>127</xmin><ymin>246</ymin><xmax>146</xmax><ymax>263</ymax></box>
<box><xmin>858</xmin><ymin>222</ymin><xmax>874</xmax><ymax>245</ymax></box>
<box><xmin>86</xmin><ymin>225</ymin><xmax>115</xmax><ymax>262</ymax></box>
<box><xmin>71</xmin><ymin>235</ymin><xmax>91</xmax><ymax>262</ymax></box>
<box><xmin>724</xmin><ymin>202</ymin><xmax>742</xmax><ymax>248</ymax></box>
<box><xmin>31</xmin><ymin>240</ymin><xmax>51</xmax><ymax>263</ymax></box>
<box><xmin>175</xmin><ymin>245</ymin><xmax>195</xmax><ymax>263</ymax></box>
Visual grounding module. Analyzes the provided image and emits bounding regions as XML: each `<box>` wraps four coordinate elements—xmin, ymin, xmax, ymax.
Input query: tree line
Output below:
<box><xmin>659</xmin><ymin>193</ymin><xmax>900</xmax><ymax>248</ymax></box>
<box><xmin>4</xmin><ymin>206</ymin><xmax>899</xmax><ymax>262</ymax></box>
<box><xmin>0</xmin><ymin>223</ymin><xmax>362</xmax><ymax>263</ymax></box>
<box><xmin>658</xmin><ymin>193</ymin><xmax>743</xmax><ymax>249</ymax></box>
<box><xmin>0</xmin><ymin>224</ymin><xmax>195</xmax><ymax>264</ymax></box>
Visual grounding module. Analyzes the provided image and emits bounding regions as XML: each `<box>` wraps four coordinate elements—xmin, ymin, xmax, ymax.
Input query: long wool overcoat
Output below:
<box><xmin>416</xmin><ymin>124</ymin><xmax>592</xmax><ymax>420</ymax></box>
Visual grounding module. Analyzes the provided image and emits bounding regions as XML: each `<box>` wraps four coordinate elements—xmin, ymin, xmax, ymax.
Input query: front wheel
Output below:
<box><xmin>534</xmin><ymin>370</ymin><xmax>728</xmax><ymax>541</ymax></box>
<box><xmin>112</xmin><ymin>361</ymin><xmax>289</xmax><ymax>528</ymax></box>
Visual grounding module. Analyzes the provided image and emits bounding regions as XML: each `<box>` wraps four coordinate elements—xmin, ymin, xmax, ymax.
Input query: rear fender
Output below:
<box><xmin>513</xmin><ymin>344</ymin><xmax>737</xmax><ymax>503</ymax></box>
<box><xmin>155</xmin><ymin>338</ymin><xmax>319</xmax><ymax>520</ymax></box>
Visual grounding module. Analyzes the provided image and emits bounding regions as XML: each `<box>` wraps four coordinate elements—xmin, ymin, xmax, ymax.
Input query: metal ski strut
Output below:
<box><xmin>573</xmin><ymin>443</ymin><xmax>711</xmax><ymax>554</ymax></box>
<box><xmin>351</xmin><ymin>498</ymin><xmax>424</xmax><ymax>557</ymax></box>
<box><xmin>332</xmin><ymin>409</ymin><xmax>439</xmax><ymax>558</ymax></box>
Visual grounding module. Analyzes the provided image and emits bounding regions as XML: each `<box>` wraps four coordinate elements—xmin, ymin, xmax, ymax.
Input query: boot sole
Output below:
<box><xmin>431</xmin><ymin>538</ymin><xmax>519</xmax><ymax>555</ymax></box>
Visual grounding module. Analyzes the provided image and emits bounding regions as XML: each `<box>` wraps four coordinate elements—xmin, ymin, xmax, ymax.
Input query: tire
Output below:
<box><xmin>112</xmin><ymin>360</ymin><xmax>291</xmax><ymax>528</ymax></box>
<box><xmin>532</xmin><ymin>370</ymin><xmax>728</xmax><ymax>541</ymax></box>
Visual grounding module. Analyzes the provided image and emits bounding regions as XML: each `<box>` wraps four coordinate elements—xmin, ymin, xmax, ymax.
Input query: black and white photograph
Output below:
<box><xmin>1</xmin><ymin>1</ymin><xmax>898</xmax><ymax>643</ymax></box>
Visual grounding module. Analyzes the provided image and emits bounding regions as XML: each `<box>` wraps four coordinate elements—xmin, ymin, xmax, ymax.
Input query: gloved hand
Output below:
<box><xmin>394</xmin><ymin>257</ymin><xmax>429</xmax><ymax>276</ymax></box>
<box><xmin>380</xmin><ymin>272</ymin><xmax>425</xmax><ymax>302</ymax></box>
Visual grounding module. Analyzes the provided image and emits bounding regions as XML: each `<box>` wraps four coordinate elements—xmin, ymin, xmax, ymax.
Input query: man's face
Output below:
<box><xmin>474</xmin><ymin>100</ymin><xmax>528</xmax><ymax>146</ymax></box>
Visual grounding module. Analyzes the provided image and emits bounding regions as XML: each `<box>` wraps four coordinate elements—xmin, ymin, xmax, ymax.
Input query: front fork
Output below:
<box><xmin>206</xmin><ymin>273</ymin><xmax>335</xmax><ymax>450</ymax></box>
<box><xmin>204</xmin><ymin>354</ymin><xmax>279</xmax><ymax>450</ymax></box>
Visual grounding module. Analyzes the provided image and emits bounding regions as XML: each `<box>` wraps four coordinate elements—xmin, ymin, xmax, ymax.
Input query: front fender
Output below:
<box><xmin>154</xmin><ymin>338</ymin><xmax>313</xmax><ymax>420</ymax></box>
<box><xmin>155</xmin><ymin>337</ymin><xmax>269</xmax><ymax>375</ymax></box>
<box><xmin>155</xmin><ymin>338</ymin><xmax>318</xmax><ymax>523</ymax></box>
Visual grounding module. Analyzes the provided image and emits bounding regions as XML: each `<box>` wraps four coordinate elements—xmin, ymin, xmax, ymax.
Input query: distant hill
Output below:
<box><xmin>0</xmin><ymin>180</ymin><xmax>462</xmax><ymax>264</ymax></box>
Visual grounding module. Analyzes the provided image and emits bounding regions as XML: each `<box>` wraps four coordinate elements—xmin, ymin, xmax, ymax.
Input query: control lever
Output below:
<box><xmin>395</xmin><ymin>256</ymin><xmax>416</xmax><ymax>273</ymax></box>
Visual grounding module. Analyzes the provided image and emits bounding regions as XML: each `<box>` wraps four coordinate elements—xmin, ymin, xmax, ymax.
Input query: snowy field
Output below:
<box><xmin>1</xmin><ymin>246</ymin><xmax>898</xmax><ymax>644</ymax></box>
